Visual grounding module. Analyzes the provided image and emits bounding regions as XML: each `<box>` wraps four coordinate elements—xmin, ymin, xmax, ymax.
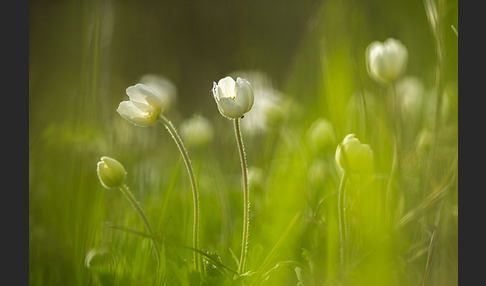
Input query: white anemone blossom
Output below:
<box><xmin>212</xmin><ymin>76</ymin><xmax>254</xmax><ymax>119</ymax></box>
<box><xmin>117</xmin><ymin>83</ymin><xmax>164</xmax><ymax>127</ymax></box>
<box><xmin>366</xmin><ymin>38</ymin><xmax>408</xmax><ymax>85</ymax></box>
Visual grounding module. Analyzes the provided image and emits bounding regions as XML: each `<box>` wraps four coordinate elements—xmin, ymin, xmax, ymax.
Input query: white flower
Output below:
<box><xmin>117</xmin><ymin>83</ymin><xmax>163</xmax><ymax>127</ymax></box>
<box><xmin>97</xmin><ymin>156</ymin><xmax>127</xmax><ymax>189</ymax></box>
<box><xmin>139</xmin><ymin>74</ymin><xmax>177</xmax><ymax>112</ymax></box>
<box><xmin>180</xmin><ymin>114</ymin><xmax>214</xmax><ymax>148</ymax></box>
<box><xmin>366</xmin><ymin>38</ymin><xmax>408</xmax><ymax>85</ymax></box>
<box><xmin>212</xmin><ymin>76</ymin><xmax>254</xmax><ymax>119</ymax></box>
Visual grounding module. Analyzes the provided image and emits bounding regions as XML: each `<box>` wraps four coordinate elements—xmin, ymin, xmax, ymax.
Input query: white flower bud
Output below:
<box><xmin>366</xmin><ymin>38</ymin><xmax>408</xmax><ymax>85</ymax></box>
<box><xmin>117</xmin><ymin>83</ymin><xmax>164</xmax><ymax>127</ymax></box>
<box><xmin>212</xmin><ymin>76</ymin><xmax>254</xmax><ymax>119</ymax></box>
<box><xmin>97</xmin><ymin>156</ymin><xmax>127</xmax><ymax>189</ymax></box>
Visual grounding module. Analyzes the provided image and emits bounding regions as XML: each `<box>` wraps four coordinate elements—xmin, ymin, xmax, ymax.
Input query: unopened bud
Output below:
<box><xmin>335</xmin><ymin>134</ymin><xmax>373</xmax><ymax>174</ymax></box>
<box><xmin>97</xmin><ymin>156</ymin><xmax>127</xmax><ymax>189</ymax></box>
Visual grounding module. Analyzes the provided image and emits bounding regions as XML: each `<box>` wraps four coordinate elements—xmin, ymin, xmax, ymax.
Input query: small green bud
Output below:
<box><xmin>97</xmin><ymin>156</ymin><xmax>127</xmax><ymax>189</ymax></box>
<box><xmin>306</xmin><ymin>118</ymin><xmax>336</xmax><ymax>153</ymax></box>
<box><xmin>335</xmin><ymin>134</ymin><xmax>373</xmax><ymax>174</ymax></box>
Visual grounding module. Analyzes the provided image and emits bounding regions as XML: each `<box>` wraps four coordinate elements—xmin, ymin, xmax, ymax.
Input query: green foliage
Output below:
<box><xmin>30</xmin><ymin>0</ymin><xmax>458</xmax><ymax>285</ymax></box>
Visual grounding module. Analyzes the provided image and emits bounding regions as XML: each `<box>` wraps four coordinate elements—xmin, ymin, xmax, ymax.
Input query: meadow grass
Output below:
<box><xmin>29</xmin><ymin>0</ymin><xmax>457</xmax><ymax>285</ymax></box>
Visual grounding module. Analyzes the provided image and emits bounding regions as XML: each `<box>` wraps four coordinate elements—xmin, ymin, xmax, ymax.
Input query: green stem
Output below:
<box><xmin>118</xmin><ymin>184</ymin><xmax>161</xmax><ymax>267</ymax></box>
<box><xmin>159</xmin><ymin>115</ymin><xmax>201</xmax><ymax>272</ymax></box>
<box><xmin>385</xmin><ymin>83</ymin><xmax>400</xmax><ymax>225</ymax></box>
<box><xmin>389</xmin><ymin>83</ymin><xmax>401</xmax><ymax>149</ymax></box>
<box><xmin>385</xmin><ymin>136</ymin><xmax>399</xmax><ymax>225</ymax></box>
<box><xmin>338</xmin><ymin>171</ymin><xmax>348</xmax><ymax>270</ymax></box>
<box><xmin>234</xmin><ymin>118</ymin><xmax>250</xmax><ymax>275</ymax></box>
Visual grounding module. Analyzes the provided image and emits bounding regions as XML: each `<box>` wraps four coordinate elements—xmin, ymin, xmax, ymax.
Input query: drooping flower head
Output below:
<box><xmin>97</xmin><ymin>156</ymin><xmax>127</xmax><ymax>189</ymax></box>
<box><xmin>366</xmin><ymin>38</ymin><xmax>408</xmax><ymax>85</ymax></box>
<box><xmin>212</xmin><ymin>76</ymin><xmax>254</xmax><ymax>119</ymax></box>
<box><xmin>335</xmin><ymin>134</ymin><xmax>373</xmax><ymax>174</ymax></box>
<box><xmin>117</xmin><ymin>83</ymin><xmax>164</xmax><ymax>127</ymax></box>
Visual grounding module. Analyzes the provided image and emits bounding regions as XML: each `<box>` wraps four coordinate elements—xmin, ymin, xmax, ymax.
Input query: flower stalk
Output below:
<box><xmin>159</xmin><ymin>114</ymin><xmax>201</xmax><ymax>272</ymax></box>
<box><xmin>118</xmin><ymin>184</ymin><xmax>162</xmax><ymax>267</ymax></box>
<box><xmin>335</xmin><ymin>134</ymin><xmax>373</xmax><ymax>271</ymax></box>
<box><xmin>385</xmin><ymin>83</ymin><xmax>401</xmax><ymax>224</ymax></box>
<box><xmin>211</xmin><ymin>76</ymin><xmax>254</xmax><ymax>275</ymax></box>
<box><xmin>97</xmin><ymin>156</ymin><xmax>161</xmax><ymax>268</ymax></box>
<box><xmin>337</xmin><ymin>171</ymin><xmax>348</xmax><ymax>270</ymax></box>
<box><xmin>234</xmin><ymin>117</ymin><xmax>250</xmax><ymax>275</ymax></box>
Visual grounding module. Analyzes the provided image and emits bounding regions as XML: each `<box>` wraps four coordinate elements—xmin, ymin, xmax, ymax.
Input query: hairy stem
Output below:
<box><xmin>234</xmin><ymin>118</ymin><xmax>250</xmax><ymax>275</ymax></box>
<box><xmin>159</xmin><ymin>115</ymin><xmax>201</xmax><ymax>272</ymax></box>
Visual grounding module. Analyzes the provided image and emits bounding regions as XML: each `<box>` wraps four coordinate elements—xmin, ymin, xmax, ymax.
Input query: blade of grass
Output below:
<box><xmin>249</xmin><ymin>210</ymin><xmax>303</xmax><ymax>285</ymax></box>
<box><xmin>422</xmin><ymin>200</ymin><xmax>444</xmax><ymax>286</ymax></box>
<box><xmin>105</xmin><ymin>223</ymin><xmax>238</xmax><ymax>276</ymax></box>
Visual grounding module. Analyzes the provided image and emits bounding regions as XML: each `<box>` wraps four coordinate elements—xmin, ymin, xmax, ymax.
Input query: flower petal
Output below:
<box><xmin>235</xmin><ymin>77</ymin><xmax>254</xmax><ymax>113</ymax></box>
<box><xmin>117</xmin><ymin>101</ymin><xmax>155</xmax><ymax>126</ymax></box>
<box><xmin>365</xmin><ymin>42</ymin><xmax>385</xmax><ymax>81</ymax></box>
<box><xmin>217</xmin><ymin>76</ymin><xmax>236</xmax><ymax>99</ymax></box>
<box><xmin>212</xmin><ymin>81</ymin><xmax>220</xmax><ymax>101</ymax></box>
<box><xmin>126</xmin><ymin>84</ymin><xmax>163</xmax><ymax>111</ymax></box>
<box><xmin>216</xmin><ymin>97</ymin><xmax>244</xmax><ymax>119</ymax></box>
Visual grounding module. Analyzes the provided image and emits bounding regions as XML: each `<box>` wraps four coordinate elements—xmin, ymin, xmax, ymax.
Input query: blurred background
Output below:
<box><xmin>29</xmin><ymin>0</ymin><xmax>458</xmax><ymax>285</ymax></box>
